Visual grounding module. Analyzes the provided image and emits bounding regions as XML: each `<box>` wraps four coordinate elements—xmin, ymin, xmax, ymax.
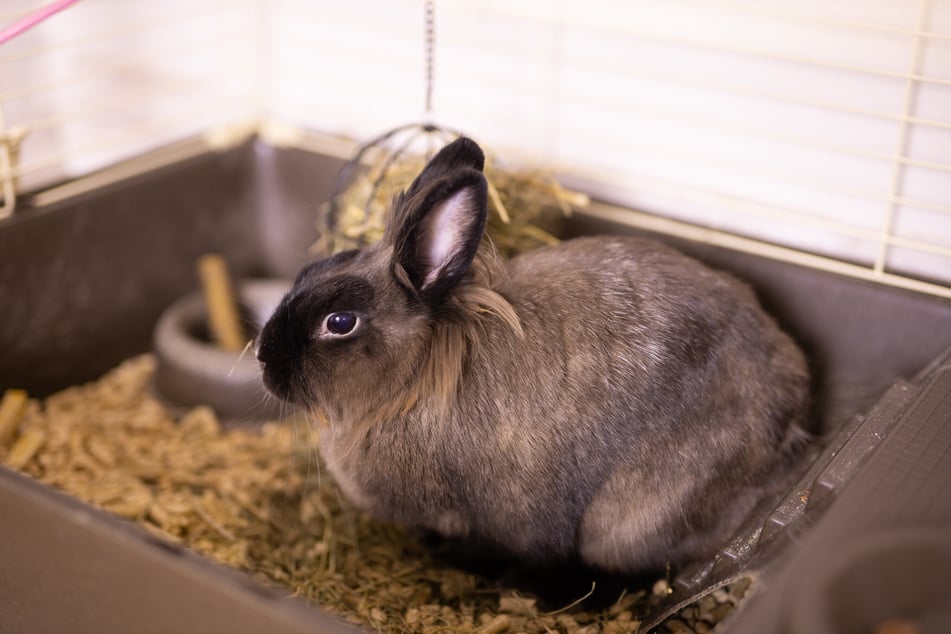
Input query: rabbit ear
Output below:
<box><xmin>404</xmin><ymin>136</ymin><xmax>486</xmax><ymax>196</ymax></box>
<box><xmin>391</xmin><ymin>154</ymin><xmax>488</xmax><ymax>304</ymax></box>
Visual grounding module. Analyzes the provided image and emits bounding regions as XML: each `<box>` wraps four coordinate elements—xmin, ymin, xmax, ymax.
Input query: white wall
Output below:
<box><xmin>0</xmin><ymin>0</ymin><xmax>256</xmax><ymax>189</ymax></box>
<box><xmin>2</xmin><ymin>0</ymin><xmax>950</xmax><ymax>288</ymax></box>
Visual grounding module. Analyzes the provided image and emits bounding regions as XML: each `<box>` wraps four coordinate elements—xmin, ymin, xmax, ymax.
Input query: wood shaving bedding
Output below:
<box><xmin>2</xmin><ymin>357</ymin><xmax>750</xmax><ymax>633</ymax></box>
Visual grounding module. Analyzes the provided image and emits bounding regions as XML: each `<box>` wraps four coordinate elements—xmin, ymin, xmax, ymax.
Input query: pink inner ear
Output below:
<box><xmin>423</xmin><ymin>188</ymin><xmax>473</xmax><ymax>288</ymax></box>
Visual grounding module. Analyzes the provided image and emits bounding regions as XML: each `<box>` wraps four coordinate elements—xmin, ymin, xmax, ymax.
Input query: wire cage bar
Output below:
<box><xmin>1</xmin><ymin>0</ymin><xmax>949</xmax><ymax>297</ymax></box>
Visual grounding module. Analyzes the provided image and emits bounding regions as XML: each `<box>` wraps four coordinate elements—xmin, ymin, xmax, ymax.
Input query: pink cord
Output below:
<box><xmin>0</xmin><ymin>0</ymin><xmax>83</xmax><ymax>46</ymax></box>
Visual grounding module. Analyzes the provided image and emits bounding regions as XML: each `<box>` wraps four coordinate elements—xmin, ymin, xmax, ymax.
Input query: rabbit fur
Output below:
<box><xmin>257</xmin><ymin>137</ymin><xmax>811</xmax><ymax>574</ymax></box>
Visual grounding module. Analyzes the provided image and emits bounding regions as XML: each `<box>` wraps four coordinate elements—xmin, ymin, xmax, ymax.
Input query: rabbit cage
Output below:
<box><xmin>2</xmin><ymin>1</ymin><xmax>951</xmax><ymax>633</ymax></box>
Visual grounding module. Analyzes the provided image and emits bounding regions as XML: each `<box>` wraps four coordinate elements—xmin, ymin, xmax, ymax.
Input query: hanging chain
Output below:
<box><xmin>423</xmin><ymin>0</ymin><xmax>435</xmax><ymax>123</ymax></box>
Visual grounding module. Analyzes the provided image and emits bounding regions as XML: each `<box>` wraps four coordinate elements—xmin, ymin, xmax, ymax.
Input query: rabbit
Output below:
<box><xmin>256</xmin><ymin>137</ymin><xmax>811</xmax><ymax>574</ymax></box>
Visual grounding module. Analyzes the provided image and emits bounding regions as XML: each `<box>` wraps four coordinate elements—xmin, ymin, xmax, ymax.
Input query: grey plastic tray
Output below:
<box><xmin>2</xmin><ymin>138</ymin><xmax>950</xmax><ymax>633</ymax></box>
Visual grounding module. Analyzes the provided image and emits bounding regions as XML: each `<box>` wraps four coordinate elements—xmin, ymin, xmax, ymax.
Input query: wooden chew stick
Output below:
<box><xmin>0</xmin><ymin>388</ymin><xmax>28</xmax><ymax>448</ymax></box>
<box><xmin>5</xmin><ymin>429</ymin><xmax>45</xmax><ymax>469</ymax></box>
<box><xmin>197</xmin><ymin>254</ymin><xmax>246</xmax><ymax>352</ymax></box>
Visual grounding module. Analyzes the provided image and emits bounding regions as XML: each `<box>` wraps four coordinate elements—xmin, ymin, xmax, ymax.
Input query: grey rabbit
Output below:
<box><xmin>257</xmin><ymin>137</ymin><xmax>810</xmax><ymax>574</ymax></box>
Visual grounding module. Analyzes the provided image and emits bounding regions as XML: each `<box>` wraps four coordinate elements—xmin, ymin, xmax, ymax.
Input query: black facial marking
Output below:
<box><xmin>293</xmin><ymin>249</ymin><xmax>360</xmax><ymax>287</ymax></box>
<box><xmin>257</xmin><ymin>268</ymin><xmax>375</xmax><ymax>403</ymax></box>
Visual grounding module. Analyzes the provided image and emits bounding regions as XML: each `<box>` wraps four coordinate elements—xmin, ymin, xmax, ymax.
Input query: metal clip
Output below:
<box><xmin>0</xmin><ymin>124</ymin><xmax>29</xmax><ymax>220</ymax></box>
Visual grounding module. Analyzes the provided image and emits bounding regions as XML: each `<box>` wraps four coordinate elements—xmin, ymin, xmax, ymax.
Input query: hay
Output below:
<box><xmin>314</xmin><ymin>150</ymin><xmax>589</xmax><ymax>259</ymax></box>
<box><xmin>3</xmin><ymin>358</ymin><xmax>750</xmax><ymax>633</ymax></box>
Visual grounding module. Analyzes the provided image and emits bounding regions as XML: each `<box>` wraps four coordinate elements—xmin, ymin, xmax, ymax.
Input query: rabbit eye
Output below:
<box><xmin>322</xmin><ymin>312</ymin><xmax>359</xmax><ymax>337</ymax></box>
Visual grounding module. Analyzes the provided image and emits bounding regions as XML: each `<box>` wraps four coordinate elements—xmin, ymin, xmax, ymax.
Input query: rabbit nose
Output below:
<box><xmin>256</xmin><ymin>338</ymin><xmax>278</xmax><ymax>368</ymax></box>
<box><xmin>256</xmin><ymin>320</ymin><xmax>282</xmax><ymax>363</ymax></box>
